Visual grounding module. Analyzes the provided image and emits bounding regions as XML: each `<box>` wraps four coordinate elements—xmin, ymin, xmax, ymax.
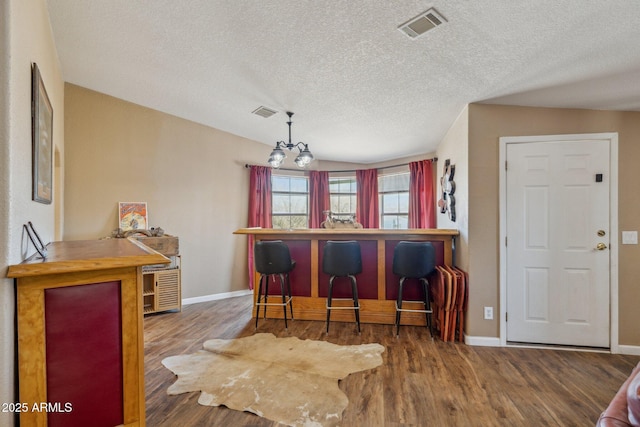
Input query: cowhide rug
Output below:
<box><xmin>162</xmin><ymin>333</ymin><xmax>385</xmax><ymax>426</ymax></box>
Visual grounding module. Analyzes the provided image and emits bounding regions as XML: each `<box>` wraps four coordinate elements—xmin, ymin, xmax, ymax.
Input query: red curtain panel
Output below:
<box><xmin>309</xmin><ymin>170</ymin><xmax>330</xmax><ymax>228</ymax></box>
<box><xmin>409</xmin><ymin>159</ymin><xmax>436</xmax><ymax>228</ymax></box>
<box><xmin>247</xmin><ymin>166</ymin><xmax>272</xmax><ymax>289</ymax></box>
<box><xmin>356</xmin><ymin>168</ymin><xmax>379</xmax><ymax>228</ymax></box>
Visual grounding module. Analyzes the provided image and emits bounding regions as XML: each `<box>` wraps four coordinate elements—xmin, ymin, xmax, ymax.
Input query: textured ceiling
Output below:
<box><xmin>46</xmin><ymin>0</ymin><xmax>640</xmax><ymax>164</ymax></box>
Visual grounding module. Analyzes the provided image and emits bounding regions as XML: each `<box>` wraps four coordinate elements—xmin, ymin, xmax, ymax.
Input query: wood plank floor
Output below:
<box><xmin>144</xmin><ymin>295</ymin><xmax>639</xmax><ymax>426</ymax></box>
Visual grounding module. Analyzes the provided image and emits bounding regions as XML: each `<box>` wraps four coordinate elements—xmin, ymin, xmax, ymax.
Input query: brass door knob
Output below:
<box><xmin>595</xmin><ymin>243</ymin><xmax>608</xmax><ymax>251</ymax></box>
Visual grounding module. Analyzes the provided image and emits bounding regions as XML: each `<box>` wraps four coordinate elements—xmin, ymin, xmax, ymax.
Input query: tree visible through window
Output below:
<box><xmin>379</xmin><ymin>172</ymin><xmax>409</xmax><ymax>229</ymax></box>
<box><xmin>329</xmin><ymin>177</ymin><xmax>357</xmax><ymax>217</ymax></box>
<box><xmin>271</xmin><ymin>175</ymin><xmax>309</xmax><ymax>229</ymax></box>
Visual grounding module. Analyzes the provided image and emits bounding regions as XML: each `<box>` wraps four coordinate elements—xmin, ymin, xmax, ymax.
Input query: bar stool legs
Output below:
<box><xmin>352</xmin><ymin>275</ymin><xmax>361</xmax><ymax>332</ymax></box>
<box><xmin>395</xmin><ymin>277</ymin><xmax>434</xmax><ymax>338</ymax></box>
<box><xmin>325</xmin><ymin>278</ymin><xmax>333</xmax><ymax>332</ymax></box>
<box><xmin>323</xmin><ymin>240</ymin><xmax>362</xmax><ymax>334</ymax></box>
<box><xmin>255</xmin><ymin>273</ymin><xmax>294</xmax><ymax>329</ymax></box>
<box><xmin>392</xmin><ymin>241</ymin><xmax>436</xmax><ymax>338</ymax></box>
<box><xmin>326</xmin><ymin>274</ymin><xmax>361</xmax><ymax>333</ymax></box>
<box><xmin>254</xmin><ymin>240</ymin><xmax>295</xmax><ymax>330</ymax></box>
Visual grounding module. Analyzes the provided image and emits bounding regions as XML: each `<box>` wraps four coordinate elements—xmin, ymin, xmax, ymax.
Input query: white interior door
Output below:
<box><xmin>505</xmin><ymin>138</ymin><xmax>610</xmax><ymax>347</ymax></box>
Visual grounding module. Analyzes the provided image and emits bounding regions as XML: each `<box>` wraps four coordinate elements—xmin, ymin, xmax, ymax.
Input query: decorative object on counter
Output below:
<box><xmin>118</xmin><ymin>201</ymin><xmax>148</xmax><ymax>231</ymax></box>
<box><xmin>149</xmin><ymin>226</ymin><xmax>165</xmax><ymax>236</ymax></box>
<box><xmin>23</xmin><ymin>221</ymin><xmax>48</xmax><ymax>259</ymax></box>
<box><xmin>438</xmin><ymin>159</ymin><xmax>456</xmax><ymax>221</ymax></box>
<box><xmin>162</xmin><ymin>333</ymin><xmax>384</xmax><ymax>427</ymax></box>
<box><xmin>111</xmin><ymin>228</ymin><xmax>150</xmax><ymax>238</ymax></box>
<box><xmin>110</xmin><ymin>226</ymin><xmax>165</xmax><ymax>238</ymax></box>
<box><xmin>267</xmin><ymin>111</ymin><xmax>314</xmax><ymax>168</ymax></box>
<box><xmin>110</xmin><ymin>228</ymin><xmax>126</xmax><ymax>238</ymax></box>
<box><xmin>32</xmin><ymin>63</ymin><xmax>53</xmax><ymax>204</ymax></box>
<box><xmin>320</xmin><ymin>210</ymin><xmax>363</xmax><ymax>229</ymax></box>
<box><xmin>125</xmin><ymin>229</ymin><xmax>151</xmax><ymax>237</ymax></box>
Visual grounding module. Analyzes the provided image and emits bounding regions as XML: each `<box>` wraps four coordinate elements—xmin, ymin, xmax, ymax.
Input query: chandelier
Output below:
<box><xmin>267</xmin><ymin>112</ymin><xmax>314</xmax><ymax>168</ymax></box>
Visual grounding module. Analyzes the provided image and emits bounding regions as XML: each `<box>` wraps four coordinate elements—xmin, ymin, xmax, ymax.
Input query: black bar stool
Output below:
<box><xmin>393</xmin><ymin>241</ymin><xmax>436</xmax><ymax>338</ymax></box>
<box><xmin>322</xmin><ymin>240</ymin><xmax>362</xmax><ymax>333</ymax></box>
<box><xmin>254</xmin><ymin>240</ymin><xmax>295</xmax><ymax>329</ymax></box>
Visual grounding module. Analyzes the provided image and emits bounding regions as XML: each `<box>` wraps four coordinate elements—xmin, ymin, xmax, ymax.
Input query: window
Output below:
<box><xmin>271</xmin><ymin>175</ymin><xmax>309</xmax><ymax>229</ymax></box>
<box><xmin>379</xmin><ymin>172</ymin><xmax>409</xmax><ymax>229</ymax></box>
<box><xmin>329</xmin><ymin>176</ymin><xmax>357</xmax><ymax>216</ymax></box>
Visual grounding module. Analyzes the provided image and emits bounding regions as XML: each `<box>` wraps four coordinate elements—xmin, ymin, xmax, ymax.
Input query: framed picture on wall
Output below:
<box><xmin>118</xmin><ymin>202</ymin><xmax>148</xmax><ymax>231</ymax></box>
<box><xmin>32</xmin><ymin>63</ymin><xmax>53</xmax><ymax>204</ymax></box>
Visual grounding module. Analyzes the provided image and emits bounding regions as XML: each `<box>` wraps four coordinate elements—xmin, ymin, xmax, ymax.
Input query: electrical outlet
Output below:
<box><xmin>484</xmin><ymin>306</ymin><xmax>494</xmax><ymax>320</ymax></box>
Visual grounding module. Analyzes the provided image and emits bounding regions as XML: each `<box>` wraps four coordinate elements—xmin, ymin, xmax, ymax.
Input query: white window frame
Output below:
<box><xmin>378</xmin><ymin>172</ymin><xmax>410</xmax><ymax>229</ymax></box>
<box><xmin>271</xmin><ymin>173</ymin><xmax>309</xmax><ymax>229</ymax></box>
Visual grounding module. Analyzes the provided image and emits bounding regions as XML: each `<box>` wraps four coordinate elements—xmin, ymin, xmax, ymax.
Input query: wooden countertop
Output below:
<box><xmin>234</xmin><ymin>228</ymin><xmax>459</xmax><ymax>237</ymax></box>
<box><xmin>7</xmin><ymin>237</ymin><xmax>170</xmax><ymax>278</ymax></box>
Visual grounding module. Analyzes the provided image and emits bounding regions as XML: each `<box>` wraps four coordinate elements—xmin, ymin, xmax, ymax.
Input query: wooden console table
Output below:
<box><xmin>7</xmin><ymin>238</ymin><xmax>169</xmax><ymax>427</ymax></box>
<box><xmin>234</xmin><ymin>228</ymin><xmax>459</xmax><ymax>326</ymax></box>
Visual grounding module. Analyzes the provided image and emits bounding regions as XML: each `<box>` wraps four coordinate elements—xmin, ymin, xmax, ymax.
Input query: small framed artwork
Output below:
<box><xmin>32</xmin><ymin>63</ymin><xmax>54</xmax><ymax>204</ymax></box>
<box><xmin>118</xmin><ymin>202</ymin><xmax>148</xmax><ymax>231</ymax></box>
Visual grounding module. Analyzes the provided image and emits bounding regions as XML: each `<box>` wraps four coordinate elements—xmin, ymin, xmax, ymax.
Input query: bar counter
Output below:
<box><xmin>7</xmin><ymin>238</ymin><xmax>169</xmax><ymax>427</ymax></box>
<box><xmin>234</xmin><ymin>228</ymin><xmax>459</xmax><ymax>325</ymax></box>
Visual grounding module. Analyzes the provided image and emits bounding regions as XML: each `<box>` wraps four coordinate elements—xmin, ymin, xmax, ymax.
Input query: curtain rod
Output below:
<box><xmin>244</xmin><ymin>157</ymin><xmax>438</xmax><ymax>173</ymax></box>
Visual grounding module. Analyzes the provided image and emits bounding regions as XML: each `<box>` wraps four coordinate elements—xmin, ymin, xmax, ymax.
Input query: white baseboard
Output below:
<box><xmin>464</xmin><ymin>336</ymin><xmax>640</xmax><ymax>355</ymax></box>
<box><xmin>464</xmin><ymin>335</ymin><xmax>502</xmax><ymax>347</ymax></box>
<box><xmin>616</xmin><ymin>345</ymin><xmax>640</xmax><ymax>356</ymax></box>
<box><xmin>182</xmin><ymin>289</ymin><xmax>252</xmax><ymax>306</ymax></box>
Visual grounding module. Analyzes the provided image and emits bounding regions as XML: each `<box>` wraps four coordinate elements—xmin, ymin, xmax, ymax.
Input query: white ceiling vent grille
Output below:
<box><xmin>398</xmin><ymin>8</ymin><xmax>447</xmax><ymax>39</ymax></box>
<box><xmin>252</xmin><ymin>106</ymin><xmax>278</xmax><ymax>118</ymax></box>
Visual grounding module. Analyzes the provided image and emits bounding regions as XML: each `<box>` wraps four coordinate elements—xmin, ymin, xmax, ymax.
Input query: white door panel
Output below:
<box><xmin>506</xmin><ymin>139</ymin><xmax>610</xmax><ymax>347</ymax></box>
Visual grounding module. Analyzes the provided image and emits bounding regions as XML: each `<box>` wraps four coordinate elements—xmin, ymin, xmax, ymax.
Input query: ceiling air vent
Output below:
<box><xmin>398</xmin><ymin>8</ymin><xmax>447</xmax><ymax>39</ymax></box>
<box><xmin>252</xmin><ymin>106</ymin><xmax>278</xmax><ymax>118</ymax></box>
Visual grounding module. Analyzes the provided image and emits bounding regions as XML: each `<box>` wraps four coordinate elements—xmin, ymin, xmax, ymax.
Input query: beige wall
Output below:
<box><xmin>0</xmin><ymin>0</ymin><xmax>64</xmax><ymax>425</ymax></box>
<box><xmin>64</xmin><ymin>84</ymin><xmax>275</xmax><ymax>298</ymax></box>
<box><xmin>436</xmin><ymin>105</ymin><xmax>469</xmax><ymax>271</ymax></box>
<box><xmin>467</xmin><ymin>103</ymin><xmax>640</xmax><ymax>345</ymax></box>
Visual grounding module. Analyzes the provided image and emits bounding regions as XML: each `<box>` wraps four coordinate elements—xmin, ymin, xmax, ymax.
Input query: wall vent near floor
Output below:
<box><xmin>252</xmin><ymin>106</ymin><xmax>278</xmax><ymax>118</ymax></box>
<box><xmin>398</xmin><ymin>8</ymin><xmax>447</xmax><ymax>39</ymax></box>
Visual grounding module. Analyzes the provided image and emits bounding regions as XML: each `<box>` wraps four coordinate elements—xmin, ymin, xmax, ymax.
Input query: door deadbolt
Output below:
<box><xmin>597</xmin><ymin>230</ymin><xmax>606</xmax><ymax>237</ymax></box>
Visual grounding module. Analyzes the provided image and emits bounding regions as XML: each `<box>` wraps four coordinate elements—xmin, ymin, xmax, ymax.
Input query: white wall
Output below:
<box><xmin>0</xmin><ymin>4</ymin><xmax>12</xmax><ymax>423</ymax></box>
<box><xmin>0</xmin><ymin>1</ymin><xmax>64</xmax><ymax>424</ymax></box>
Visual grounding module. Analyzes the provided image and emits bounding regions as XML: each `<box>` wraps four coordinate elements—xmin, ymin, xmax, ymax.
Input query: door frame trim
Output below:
<box><xmin>499</xmin><ymin>133</ymin><xmax>619</xmax><ymax>352</ymax></box>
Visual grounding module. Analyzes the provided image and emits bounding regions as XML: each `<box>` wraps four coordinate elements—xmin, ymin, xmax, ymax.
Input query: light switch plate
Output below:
<box><xmin>622</xmin><ymin>231</ymin><xmax>638</xmax><ymax>245</ymax></box>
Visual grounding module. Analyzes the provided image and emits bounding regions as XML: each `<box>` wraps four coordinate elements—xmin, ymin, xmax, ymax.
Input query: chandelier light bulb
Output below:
<box><xmin>267</xmin><ymin>112</ymin><xmax>314</xmax><ymax>169</ymax></box>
